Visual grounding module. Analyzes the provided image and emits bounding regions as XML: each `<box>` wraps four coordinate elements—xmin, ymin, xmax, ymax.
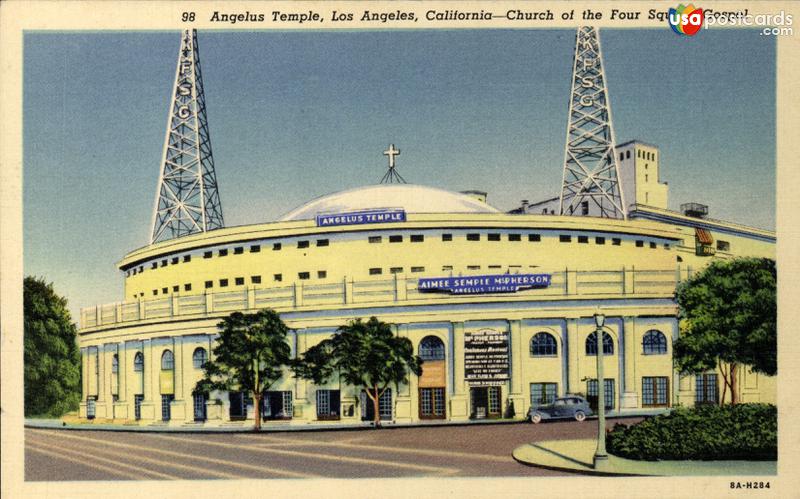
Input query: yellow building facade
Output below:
<box><xmin>77</xmin><ymin>184</ymin><xmax>775</xmax><ymax>426</ymax></box>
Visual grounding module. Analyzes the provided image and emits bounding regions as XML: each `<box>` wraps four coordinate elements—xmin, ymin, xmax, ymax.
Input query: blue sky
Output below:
<box><xmin>23</xmin><ymin>29</ymin><xmax>776</xmax><ymax>319</ymax></box>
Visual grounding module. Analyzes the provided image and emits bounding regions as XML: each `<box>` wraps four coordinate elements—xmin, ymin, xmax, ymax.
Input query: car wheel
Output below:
<box><xmin>531</xmin><ymin>412</ymin><xmax>542</xmax><ymax>424</ymax></box>
<box><xmin>574</xmin><ymin>410</ymin><xmax>586</xmax><ymax>422</ymax></box>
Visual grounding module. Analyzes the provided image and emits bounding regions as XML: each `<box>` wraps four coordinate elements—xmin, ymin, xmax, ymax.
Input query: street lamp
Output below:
<box><xmin>593</xmin><ymin>310</ymin><xmax>610</xmax><ymax>471</ymax></box>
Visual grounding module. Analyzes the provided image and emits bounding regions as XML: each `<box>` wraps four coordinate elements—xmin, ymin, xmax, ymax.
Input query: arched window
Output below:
<box><xmin>193</xmin><ymin>347</ymin><xmax>208</xmax><ymax>369</ymax></box>
<box><xmin>111</xmin><ymin>354</ymin><xmax>119</xmax><ymax>374</ymax></box>
<box><xmin>161</xmin><ymin>350</ymin><xmax>174</xmax><ymax>370</ymax></box>
<box><xmin>419</xmin><ymin>336</ymin><xmax>445</xmax><ymax>361</ymax></box>
<box><xmin>642</xmin><ymin>330</ymin><xmax>668</xmax><ymax>355</ymax></box>
<box><xmin>530</xmin><ymin>332</ymin><xmax>557</xmax><ymax>356</ymax></box>
<box><xmin>133</xmin><ymin>352</ymin><xmax>144</xmax><ymax>372</ymax></box>
<box><xmin>585</xmin><ymin>332</ymin><xmax>614</xmax><ymax>355</ymax></box>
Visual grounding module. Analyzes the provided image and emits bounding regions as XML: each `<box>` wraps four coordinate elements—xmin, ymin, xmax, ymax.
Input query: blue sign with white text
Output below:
<box><xmin>418</xmin><ymin>274</ymin><xmax>552</xmax><ymax>294</ymax></box>
<box><xmin>316</xmin><ymin>209</ymin><xmax>406</xmax><ymax>227</ymax></box>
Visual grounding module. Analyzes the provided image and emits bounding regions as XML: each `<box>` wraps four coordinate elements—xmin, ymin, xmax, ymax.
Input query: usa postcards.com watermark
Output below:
<box><xmin>706</xmin><ymin>10</ymin><xmax>793</xmax><ymax>36</ymax></box>
<box><xmin>669</xmin><ymin>5</ymin><xmax>793</xmax><ymax>36</ymax></box>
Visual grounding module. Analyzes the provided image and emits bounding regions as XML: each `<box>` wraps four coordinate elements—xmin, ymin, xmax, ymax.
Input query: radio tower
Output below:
<box><xmin>150</xmin><ymin>29</ymin><xmax>224</xmax><ymax>244</ymax></box>
<box><xmin>559</xmin><ymin>27</ymin><xmax>626</xmax><ymax>219</ymax></box>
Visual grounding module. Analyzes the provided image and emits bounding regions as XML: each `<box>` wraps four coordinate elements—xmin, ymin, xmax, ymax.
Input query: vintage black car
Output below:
<box><xmin>528</xmin><ymin>395</ymin><xmax>593</xmax><ymax>423</ymax></box>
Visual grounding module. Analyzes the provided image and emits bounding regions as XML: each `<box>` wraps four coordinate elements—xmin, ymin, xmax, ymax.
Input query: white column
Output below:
<box><xmin>620</xmin><ymin>316</ymin><xmax>638</xmax><ymax>409</ymax></box>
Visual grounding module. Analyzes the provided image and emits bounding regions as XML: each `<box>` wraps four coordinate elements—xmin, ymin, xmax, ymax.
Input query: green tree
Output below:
<box><xmin>24</xmin><ymin>276</ymin><xmax>81</xmax><ymax>417</ymax></box>
<box><xmin>293</xmin><ymin>317</ymin><xmax>422</xmax><ymax>427</ymax></box>
<box><xmin>674</xmin><ymin>257</ymin><xmax>776</xmax><ymax>405</ymax></box>
<box><xmin>194</xmin><ymin>309</ymin><xmax>291</xmax><ymax>430</ymax></box>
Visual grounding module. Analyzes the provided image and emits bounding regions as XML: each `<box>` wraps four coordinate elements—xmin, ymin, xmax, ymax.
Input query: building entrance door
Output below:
<box><xmin>360</xmin><ymin>388</ymin><xmax>392</xmax><ymax>421</ymax></box>
<box><xmin>229</xmin><ymin>392</ymin><xmax>246</xmax><ymax>420</ymax></box>
<box><xmin>470</xmin><ymin>386</ymin><xmax>501</xmax><ymax>419</ymax></box>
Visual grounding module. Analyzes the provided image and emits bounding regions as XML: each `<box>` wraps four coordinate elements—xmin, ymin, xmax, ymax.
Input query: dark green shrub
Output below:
<box><xmin>606</xmin><ymin>404</ymin><xmax>776</xmax><ymax>461</ymax></box>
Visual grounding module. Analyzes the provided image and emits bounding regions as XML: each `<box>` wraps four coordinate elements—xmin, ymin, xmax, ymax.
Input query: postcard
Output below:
<box><xmin>2</xmin><ymin>1</ymin><xmax>798</xmax><ymax>498</ymax></box>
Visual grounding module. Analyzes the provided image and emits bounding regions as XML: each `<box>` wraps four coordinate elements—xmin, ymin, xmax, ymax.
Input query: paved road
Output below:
<box><xmin>25</xmin><ymin>418</ymin><xmax>642</xmax><ymax>480</ymax></box>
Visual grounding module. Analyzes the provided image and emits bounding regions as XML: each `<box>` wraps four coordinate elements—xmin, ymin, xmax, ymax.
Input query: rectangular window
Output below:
<box><xmin>152</xmin><ymin>262</ymin><xmax>158</xmax><ymax>269</ymax></box>
<box><xmin>488</xmin><ymin>233</ymin><xmax>501</xmax><ymax>241</ymax></box>
<box><xmin>219</xmin><ymin>249</ymin><xmax>228</xmax><ymax>257</ymax></box>
<box><xmin>205</xmin><ymin>281</ymin><xmax>213</xmax><ymax>289</ymax></box>
<box><xmin>612</xmin><ymin>238</ymin><xmax>621</xmax><ymax>245</ymax></box>
<box><xmin>649</xmin><ymin>242</ymin><xmax>657</xmax><ymax>249</ymax></box>
<box><xmin>282</xmin><ymin>392</ymin><xmax>293</xmax><ymax>417</ymax></box>
<box><xmin>274</xmin><ymin>274</ymin><xmax>282</xmax><ymax>282</ymax></box>
<box><xmin>153</xmin><ymin>289</ymin><xmax>158</xmax><ymax>296</ymax></box>
<box><xmin>251</xmin><ymin>275</ymin><xmax>261</xmax><ymax>284</ymax></box>
<box><xmin>467</xmin><ymin>233</ymin><xmax>480</xmax><ymax>241</ymax></box>
<box><xmin>316</xmin><ymin>239</ymin><xmax>329</xmax><ymax>247</ymax></box>
<box><xmin>716</xmin><ymin>240</ymin><xmax>730</xmax><ymax>251</ymax></box>
<box><xmin>389</xmin><ymin>235</ymin><xmax>403</xmax><ymax>243</ymax></box>
<box><xmin>508</xmin><ymin>234</ymin><xmax>521</xmax><ymax>242</ymax></box>
<box><xmin>530</xmin><ymin>383</ymin><xmax>558</xmax><ymax>408</ymax></box>
<box><xmin>411</xmin><ymin>266</ymin><xmax>425</xmax><ymax>273</ymax></box>
<box><xmin>581</xmin><ymin>201</ymin><xmax>589</xmax><ymax>215</ymax></box>
<box><xmin>203</xmin><ymin>251</ymin><xmax>212</xmax><ymax>259</ymax></box>
<box><xmin>219</xmin><ymin>279</ymin><xmax>229</xmax><ymax>287</ymax></box>
<box><xmin>172</xmin><ymin>285</ymin><xmax>179</xmax><ymax>293</ymax></box>
<box><xmin>642</xmin><ymin>377</ymin><xmax>669</xmax><ymax>407</ymax></box>
<box><xmin>262</xmin><ymin>391</ymin><xmax>293</xmax><ymax>419</ymax></box>
<box><xmin>161</xmin><ymin>259</ymin><xmax>167</xmax><ymax>267</ymax></box>
<box><xmin>234</xmin><ymin>247</ymin><xmax>244</xmax><ymax>255</ymax></box>
<box><xmin>193</xmin><ymin>393</ymin><xmax>207</xmax><ymax>421</ymax></box>
<box><xmin>297</xmin><ymin>240</ymin><xmax>309</xmax><ymax>249</ymax></box>
<box><xmin>419</xmin><ymin>387</ymin><xmax>446</xmax><ymax>419</ymax></box>
<box><xmin>317</xmin><ymin>271</ymin><xmax>327</xmax><ymax>279</ymax></box>
<box><xmin>298</xmin><ymin>272</ymin><xmax>310</xmax><ymax>280</ymax></box>
<box><xmin>273</xmin><ymin>243</ymin><xmax>282</xmax><ymax>251</ymax></box>
<box><xmin>467</xmin><ymin>265</ymin><xmax>480</xmax><ymax>270</ymax></box>
<box><xmin>184</xmin><ymin>283</ymin><xmax>192</xmax><ymax>292</ymax></box>
<box><xmin>595</xmin><ymin>237</ymin><xmax>606</xmax><ymax>245</ymax></box>
<box><xmin>171</xmin><ymin>257</ymin><xmax>179</xmax><ymax>265</ymax></box>
<box><xmin>183</xmin><ymin>255</ymin><xmax>191</xmax><ymax>263</ymax></box>
<box><xmin>488</xmin><ymin>386</ymin><xmax>501</xmax><ymax>415</ymax></box>
<box><xmin>316</xmin><ymin>389</ymin><xmax>341</xmax><ymax>420</ymax></box>
<box><xmin>442</xmin><ymin>265</ymin><xmax>453</xmax><ymax>271</ymax></box>
<box><xmin>587</xmin><ymin>378</ymin><xmax>615</xmax><ymax>411</ymax></box>
<box><xmin>369</xmin><ymin>268</ymin><xmax>382</xmax><ymax>275</ymax></box>
<box><xmin>250</xmin><ymin>244</ymin><xmax>261</xmax><ymax>253</ymax></box>
<box><xmin>235</xmin><ymin>277</ymin><xmax>244</xmax><ymax>286</ymax></box>
<box><xmin>635</xmin><ymin>240</ymin><xmax>644</xmax><ymax>247</ymax></box>
<box><xmin>161</xmin><ymin>394</ymin><xmax>174</xmax><ymax>421</ymax></box>
<box><xmin>138</xmin><ymin>266</ymin><xmax>143</xmax><ymax>273</ymax></box>
<box><xmin>390</xmin><ymin>267</ymin><xmax>403</xmax><ymax>274</ymax></box>
<box><xmin>664</xmin><ymin>243</ymin><xmax>671</xmax><ymax>250</ymax></box>
<box><xmin>134</xmin><ymin>394</ymin><xmax>143</xmax><ymax>420</ymax></box>
<box><xmin>696</xmin><ymin>374</ymin><xmax>718</xmax><ymax>405</ymax></box>
<box><xmin>369</xmin><ymin>236</ymin><xmax>382</xmax><ymax>243</ymax></box>
<box><xmin>162</xmin><ymin>287</ymin><xmax>168</xmax><ymax>294</ymax></box>
<box><xmin>379</xmin><ymin>388</ymin><xmax>393</xmax><ymax>419</ymax></box>
<box><xmin>528</xmin><ymin>234</ymin><xmax>541</xmax><ymax>242</ymax></box>
<box><xmin>559</xmin><ymin>235</ymin><xmax>571</xmax><ymax>243</ymax></box>
<box><xmin>410</xmin><ymin>234</ymin><xmax>424</xmax><ymax>243</ymax></box>
<box><xmin>578</xmin><ymin>235</ymin><xmax>589</xmax><ymax>244</ymax></box>
<box><xmin>488</xmin><ymin>265</ymin><xmax>501</xmax><ymax>269</ymax></box>
<box><xmin>442</xmin><ymin>233</ymin><xmax>453</xmax><ymax>241</ymax></box>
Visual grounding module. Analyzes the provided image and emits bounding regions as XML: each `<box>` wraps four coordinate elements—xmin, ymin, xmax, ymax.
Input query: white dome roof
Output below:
<box><xmin>279</xmin><ymin>184</ymin><xmax>499</xmax><ymax>222</ymax></box>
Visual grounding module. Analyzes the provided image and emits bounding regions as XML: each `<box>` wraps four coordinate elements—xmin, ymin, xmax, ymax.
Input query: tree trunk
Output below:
<box><xmin>730</xmin><ymin>364</ymin><xmax>738</xmax><ymax>405</ymax></box>
<box><xmin>719</xmin><ymin>361</ymin><xmax>728</xmax><ymax>407</ymax></box>
<box><xmin>254</xmin><ymin>392</ymin><xmax>262</xmax><ymax>431</ymax></box>
<box><xmin>372</xmin><ymin>385</ymin><xmax>381</xmax><ymax>428</ymax></box>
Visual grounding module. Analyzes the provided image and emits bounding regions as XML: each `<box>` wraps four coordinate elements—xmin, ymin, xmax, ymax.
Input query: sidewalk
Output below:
<box><xmin>26</xmin><ymin>416</ymin><xmax>524</xmax><ymax>433</ymax></box>
<box><xmin>513</xmin><ymin>439</ymin><xmax>777</xmax><ymax>476</ymax></box>
<box><xmin>26</xmin><ymin>410</ymin><xmax>664</xmax><ymax>433</ymax></box>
